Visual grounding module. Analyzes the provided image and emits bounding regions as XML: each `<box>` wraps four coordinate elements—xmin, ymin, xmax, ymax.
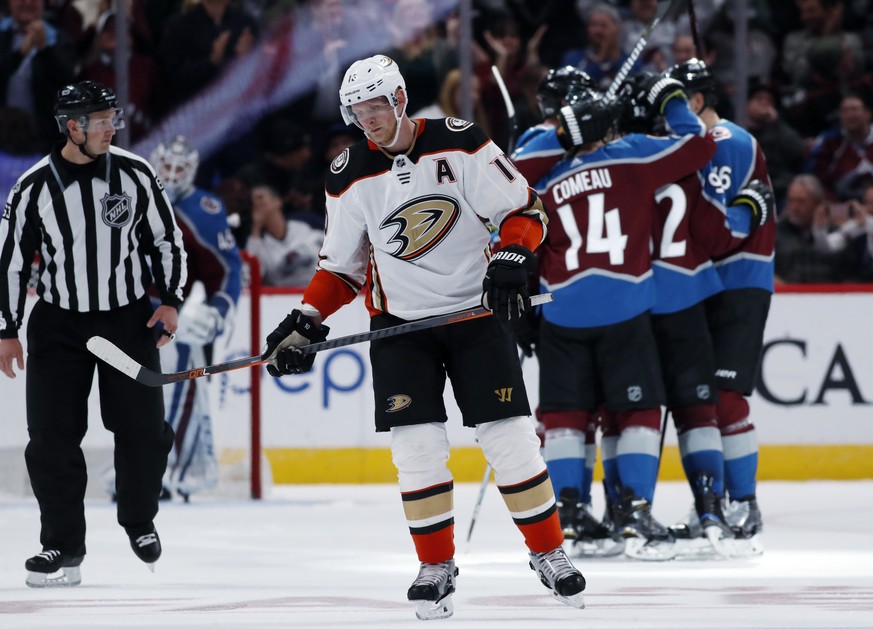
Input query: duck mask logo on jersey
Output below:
<box><xmin>100</xmin><ymin>192</ymin><xmax>133</xmax><ymax>228</ymax></box>
<box><xmin>380</xmin><ymin>194</ymin><xmax>460</xmax><ymax>261</ymax></box>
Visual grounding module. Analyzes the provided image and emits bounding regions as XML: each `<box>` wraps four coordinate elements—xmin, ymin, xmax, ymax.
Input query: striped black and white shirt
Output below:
<box><xmin>0</xmin><ymin>144</ymin><xmax>187</xmax><ymax>339</ymax></box>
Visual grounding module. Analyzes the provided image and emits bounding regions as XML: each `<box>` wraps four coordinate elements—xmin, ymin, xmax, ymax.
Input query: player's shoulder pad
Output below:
<box><xmin>423</xmin><ymin>118</ymin><xmax>489</xmax><ymax>152</ymax></box>
<box><xmin>325</xmin><ymin>137</ymin><xmax>384</xmax><ymax>196</ymax></box>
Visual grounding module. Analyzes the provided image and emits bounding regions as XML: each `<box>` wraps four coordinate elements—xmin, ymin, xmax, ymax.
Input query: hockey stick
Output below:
<box><xmin>491</xmin><ymin>65</ymin><xmax>517</xmax><ymax>154</ymax></box>
<box><xmin>88</xmin><ymin>293</ymin><xmax>554</xmax><ymax>387</ymax></box>
<box><xmin>603</xmin><ymin>0</ymin><xmax>690</xmax><ymax>102</ymax></box>
<box><xmin>465</xmin><ymin>462</ymin><xmax>493</xmax><ymax>548</ymax></box>
<box><xmin>687</xmin><ymin>0</ymin><xmax>705</xmax><ymax>59</ymax></box>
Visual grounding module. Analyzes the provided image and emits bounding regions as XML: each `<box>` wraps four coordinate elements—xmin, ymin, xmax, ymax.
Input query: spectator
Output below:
<box><xmin>621</xmin><ymin>0</ymin><xmax>677</xmax><ymax>72</ymax></box>
<box><xmin>0</xmin><ymin>0</ymin><xmax>76</xmax><ymax>151</ymax></box>
<box><xmin>805</xmin><ymin>93</ymin><xmax>873</xmax><ymax>201</ymax></box>
<box><xmin>412</xmin><ymin>68</ymin><xmax>491</xmax><ymax>135</ymax></box>
<box><xmin>561</xmin><ymin>3</ymin><xmax>640</xmax><ymax>92</ymax></box>
<box><xmin>231</xmin><ymin>117</ymin><xmax>319</xmax><ymax>226</ymax></box>
<box><xmin>78</xmin><ymin>11</ymin><xmax>163</xmax><ymax>142</ymax></box>
<box><xmin>245</xmin><ymin>184</ymin><xmax>323</xmax><ymax>287</ymax></box>
<box><xmin>745</xmin><ymin>80</ymin><xmax>807</xmax><ymax>212</ymax></box>
<box><xmin>158</xmin><ymin>0</ymin><xmax>257</xmax><ymax>108</ymax></box>
<box><xmin>781</xmin><ymin>0</ymin><xmax>869</xmax><ymax>137</ymax></box>
<box><xmin>385</xmin><ymin>0</ymin><xmax>443</xmax><ymax>116</ymax></box>
<box><xmin>0</xmin><ymin>106</ymin><xmax>42</xmax><ymax>198</ymax></box>
<box><xmin>478</xmin><ymin>12</ymin><xmax>546</xmax><ymax>150</ymax></box>
<box><xmin>671</xmin><ymin>33</ymin><xmax>698</xmax><ymax>65</ymax></box>
<box><xmin>775</xmin><ymin>174</ymin><xmax>860</xmax><ymax>283</ymax></box>
<box><xmin>703</xmin><ymin>0</ymin><xmax>778</xmax><ymax>94</ymax></box>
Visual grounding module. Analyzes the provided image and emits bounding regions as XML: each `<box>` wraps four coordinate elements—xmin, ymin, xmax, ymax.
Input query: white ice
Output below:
<box><xmin>1</xmin><ymin>481</ymin><xmax>872</xmax><ymax>629</ymax></box>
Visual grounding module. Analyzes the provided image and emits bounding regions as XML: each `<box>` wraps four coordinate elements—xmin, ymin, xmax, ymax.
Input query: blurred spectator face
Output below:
<box><xmin>9</xmin><ymin>0</ymin><xmax>44</xmax><ymax>24</ymax></box>
<box><xmin>796</xmin><ymin>0</ymin><xmax>827</xmax><ymax>34</ymax></box>
<box><xmin>838</xmin><ymin>96</ymin><xmax>871</xmax><ymax>136</ymax></box>
<box><xmin>747</xmin><ymin>89</ymin><xmax>777</xmax><ymax>125</ymax></box>
<box><xmin>629</xmin><ymin>0</ymin><xmax>658</xmax><ymax>22</ymax></box>
<box><xmin>394</xmin><ymin>0</ymin><xmax>432</xmax><ymax>35</ymax></box>
<box><xmin>587</xmin><ymin>8</ymin><xmax>621</xmax><ymax>50</ymax></box>
<box><xmin>492</xmin><ymin>19</ymin><xmax>522</xmax><ymax>58</ymax></box>
<box><xmin>864</xmin><ymin>185</ymin><xmax>873</xmax><ymax>209</ymax></box>
<box><xmin>672</xmin><ymin>35</ymin><xmax>696</xmax><ymax>64</ymax></box>
<box><xmin>785</xmin><ymin>179</ymin><xmax>821</xmax><ymax>228</ymax></box>
<box><xmin>251</xmin><ymin>185</ymin><xmax>283</xmax><ymax>220</ymax></box>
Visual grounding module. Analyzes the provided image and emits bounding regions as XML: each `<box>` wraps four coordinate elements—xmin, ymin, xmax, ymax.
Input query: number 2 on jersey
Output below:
<box><xmin>555</xmin><ymin>193</ymin><xmax>628</xmax><ymax>271</ymax></box>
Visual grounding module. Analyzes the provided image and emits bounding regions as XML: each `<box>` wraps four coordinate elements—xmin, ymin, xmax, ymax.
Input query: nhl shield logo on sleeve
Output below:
<box><xmin>101</xmin><ymin>193</ymin><xmax>133</xmax><ymax>228</ymax></box>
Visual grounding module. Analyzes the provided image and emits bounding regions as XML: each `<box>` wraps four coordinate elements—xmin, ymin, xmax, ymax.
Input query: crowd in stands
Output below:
<box><xmin>2</xmin><ymin>0</ymin><xmax>873</xmax><ymax>285</ymax></box>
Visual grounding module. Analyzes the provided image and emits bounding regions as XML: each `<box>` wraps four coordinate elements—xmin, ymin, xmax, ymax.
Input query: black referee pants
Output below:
<box><xmin>24</xmin><ymin>297</ymin><xmax>174</xmax><ymax>556</ymax></box>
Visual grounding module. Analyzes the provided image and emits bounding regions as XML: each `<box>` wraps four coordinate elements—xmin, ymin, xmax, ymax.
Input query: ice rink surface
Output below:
<box><xmin>1</xmin><ymin>480</ymin><xmax>871</xmax><ymax>629</ymax></box>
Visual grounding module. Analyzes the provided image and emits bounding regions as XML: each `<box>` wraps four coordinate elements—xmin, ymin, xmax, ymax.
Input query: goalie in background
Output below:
<box><xmin>102</xmin><ymin>136</ymin><xmax>243</xmax><ymax>502</ymax></box>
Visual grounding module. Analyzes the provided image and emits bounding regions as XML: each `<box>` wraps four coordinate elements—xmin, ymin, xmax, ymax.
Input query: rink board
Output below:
<box><xmin>1</xmin><ymin>290</ymin><xmax>871</xmax><ymax>482</ymax></box>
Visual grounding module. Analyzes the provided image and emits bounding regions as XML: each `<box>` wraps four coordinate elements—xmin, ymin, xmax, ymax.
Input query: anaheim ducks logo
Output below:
<box><xmin>380</xmin><ymin>194</ymin><xmax>460</xmax><ymax>261</ymax></box>
<box><xmin>386</xmin><ymin>394</ymin><xmax>412</xmax><ymax>412</ymax></box>
<box><xmin>330</xmin><ymin>148</ymin><xmax>350</xmax><ymax>174</ymax></box>
<box><xmin>446</xmin><ymin>117</ymin><xmax>472</xmax><ymax>131</ymax></box>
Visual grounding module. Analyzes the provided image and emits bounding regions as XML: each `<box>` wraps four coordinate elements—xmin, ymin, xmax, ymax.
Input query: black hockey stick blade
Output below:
<box><xmin>604</xmin><ymin>0</ymin><xmax>689</xmax><ymax>101</ymax></box>
<box><xmin>87</xmin><ymin>293</ymin><xmax>554</xmax><ymax>387</ymax></box>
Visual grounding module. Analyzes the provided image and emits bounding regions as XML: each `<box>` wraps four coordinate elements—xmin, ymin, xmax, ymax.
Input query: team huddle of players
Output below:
<box><xmin>509</xmin><ymin>60</ymin><xmax>775</xmax><ymax>561</ymax></box>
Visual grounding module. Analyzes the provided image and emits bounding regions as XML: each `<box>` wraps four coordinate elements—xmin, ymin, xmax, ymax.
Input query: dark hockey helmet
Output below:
<box><xmin>666</xmin><ymin>58</ymin><xmax>717</xmax><ymax>108</ymax></box>
<box><xmin>537</xmin><ymin>66</ymin><xmax>597</xmax><ymax>120</ymax></box>
<box><xmin>558</xmin><ymin>86</ymin><xmax>617</xmax><ymax>146</ymax></box>
<box><xmin>54</xmin><ymin>81</ymin><xmax>125</xmax><ymax>134</ymax></box>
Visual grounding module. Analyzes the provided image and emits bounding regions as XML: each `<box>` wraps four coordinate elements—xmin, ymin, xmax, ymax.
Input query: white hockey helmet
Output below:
<box><xmin>150</xmin><ymin>135</ymin><xmax>199</xmax><ymax>202</ymax></box>
<box><xmin>339</xmin><ymin>55</ymin><xmax>407</xmax><ymax>143</ymax></box>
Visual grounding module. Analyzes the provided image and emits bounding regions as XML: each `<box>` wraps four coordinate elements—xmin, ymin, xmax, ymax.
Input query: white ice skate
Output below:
<box><xmin>407</xmin><ymin>559</ymin><xmax>458</xmax><ymax>620</ymax></box>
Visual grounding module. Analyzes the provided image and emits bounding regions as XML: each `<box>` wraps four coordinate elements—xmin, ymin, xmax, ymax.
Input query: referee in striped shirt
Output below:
<box><xmin>0</xmin><ymin>81</ymin><xmax>187</xmax><ymax>587</ymax></box>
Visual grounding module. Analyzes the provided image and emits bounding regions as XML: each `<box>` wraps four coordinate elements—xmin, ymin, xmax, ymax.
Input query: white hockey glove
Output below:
<box><xmin>174</xmin><ymin>302</ymin><xmax>224</xmax><ymax>345</ymax></box>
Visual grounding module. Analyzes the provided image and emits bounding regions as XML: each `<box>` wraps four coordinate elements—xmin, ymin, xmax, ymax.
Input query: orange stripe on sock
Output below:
<box><xmin>517</xmin><ymin>510</ymin><xmax>564</xmax><ymax>554</ymax></box>
<box><xmin>410</xmin><ymin>523</ymin><xmax>455</xmax><ymax>564</ymax></box>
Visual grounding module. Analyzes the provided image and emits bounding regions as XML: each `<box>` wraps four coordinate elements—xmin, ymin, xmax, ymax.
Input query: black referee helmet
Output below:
<box><xmin>54</xmin><ymin>81</ymin><xmax>124</xmax><ymax>135</ymax></box>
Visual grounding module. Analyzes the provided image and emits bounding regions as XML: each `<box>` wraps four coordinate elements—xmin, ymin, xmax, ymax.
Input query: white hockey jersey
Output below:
<box><xmin>317</xmin><ymin>117</ymin><xmax>545</xmax><ymax>320</ymax></box>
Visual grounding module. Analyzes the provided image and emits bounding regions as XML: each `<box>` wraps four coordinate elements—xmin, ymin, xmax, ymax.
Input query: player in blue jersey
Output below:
<box><xmin>520</xmin><ymin>77</ymin><xmax>716</xmax><ymax>560</ymax></box>
<box><xmin>618</xmin><ymin>72</ymin><xmax>773</xmax><ymax>557</ymax></box>
<box><xmin>665</xmin><ymin>59</ymin><xmax>775</xmax><ymax>556</ymax></box>
<box><xmin>104</xmin><ymin>136</ymin><xmax>243</xmax><ymax>501</ymax></box>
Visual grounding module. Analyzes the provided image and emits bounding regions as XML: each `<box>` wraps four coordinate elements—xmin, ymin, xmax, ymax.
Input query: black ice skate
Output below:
<box><xmin>692</xmin><ymin>473</ymin><xmax>734</xmax><ymax>558</ymax></box>
<box><xmin>127</xmin><ymin>525</ymin><xmax>162</xmax><ymax>571</ymax></box>
<box><xmin>557</xmin><ymin>487</ymin><xmax>623</xmax><ymax>558</ymax></box>
<box><xmin>407</xmin><ymin>559</ymin><xmax>458</xmax><ymax>620</ymax></box>
<box><xmin>25</xmin><ymin>550</ymin><xmax>84</xmax><ymax>588</ymax></box>
<box><xmin>528</xmin><ymin>546</ymin><xmax>586</xmax><ymax>609</ymax></box>
<box><xmin>615</xmin><ymin>486</ymin><xmax>676</xmax><ymax>561</ymax></box>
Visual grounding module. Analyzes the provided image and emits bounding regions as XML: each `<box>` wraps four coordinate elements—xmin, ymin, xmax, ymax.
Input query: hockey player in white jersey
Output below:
<box><xmin>261</xmin><ymin>55</ymin><xmax>586</xmax><ymax>620</ymax></box>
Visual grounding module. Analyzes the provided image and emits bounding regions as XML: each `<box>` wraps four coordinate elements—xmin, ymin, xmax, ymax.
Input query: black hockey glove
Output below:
<box><xmin>639</xmin><ymin>73</ymin><xmax>687</xmax><ymax>115</ymax></box>
<box><xmin>731</xmin><ymin>180</ymin><xmax>774</xmax><ymax>233</ymax></box>
<box><xmin>262</xmin><ymin>310</ymin><xmax>330</xmax><ymax>376</ymax></box>
<box><xmin>616</xmin><ymin>72</ymin><xmax>661</xmax><ymax>134</ymax></box>
<box><xmin>482</xmin><ymin>244</ymin><xmax>536</xmax><ymax>323</ymax></box>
